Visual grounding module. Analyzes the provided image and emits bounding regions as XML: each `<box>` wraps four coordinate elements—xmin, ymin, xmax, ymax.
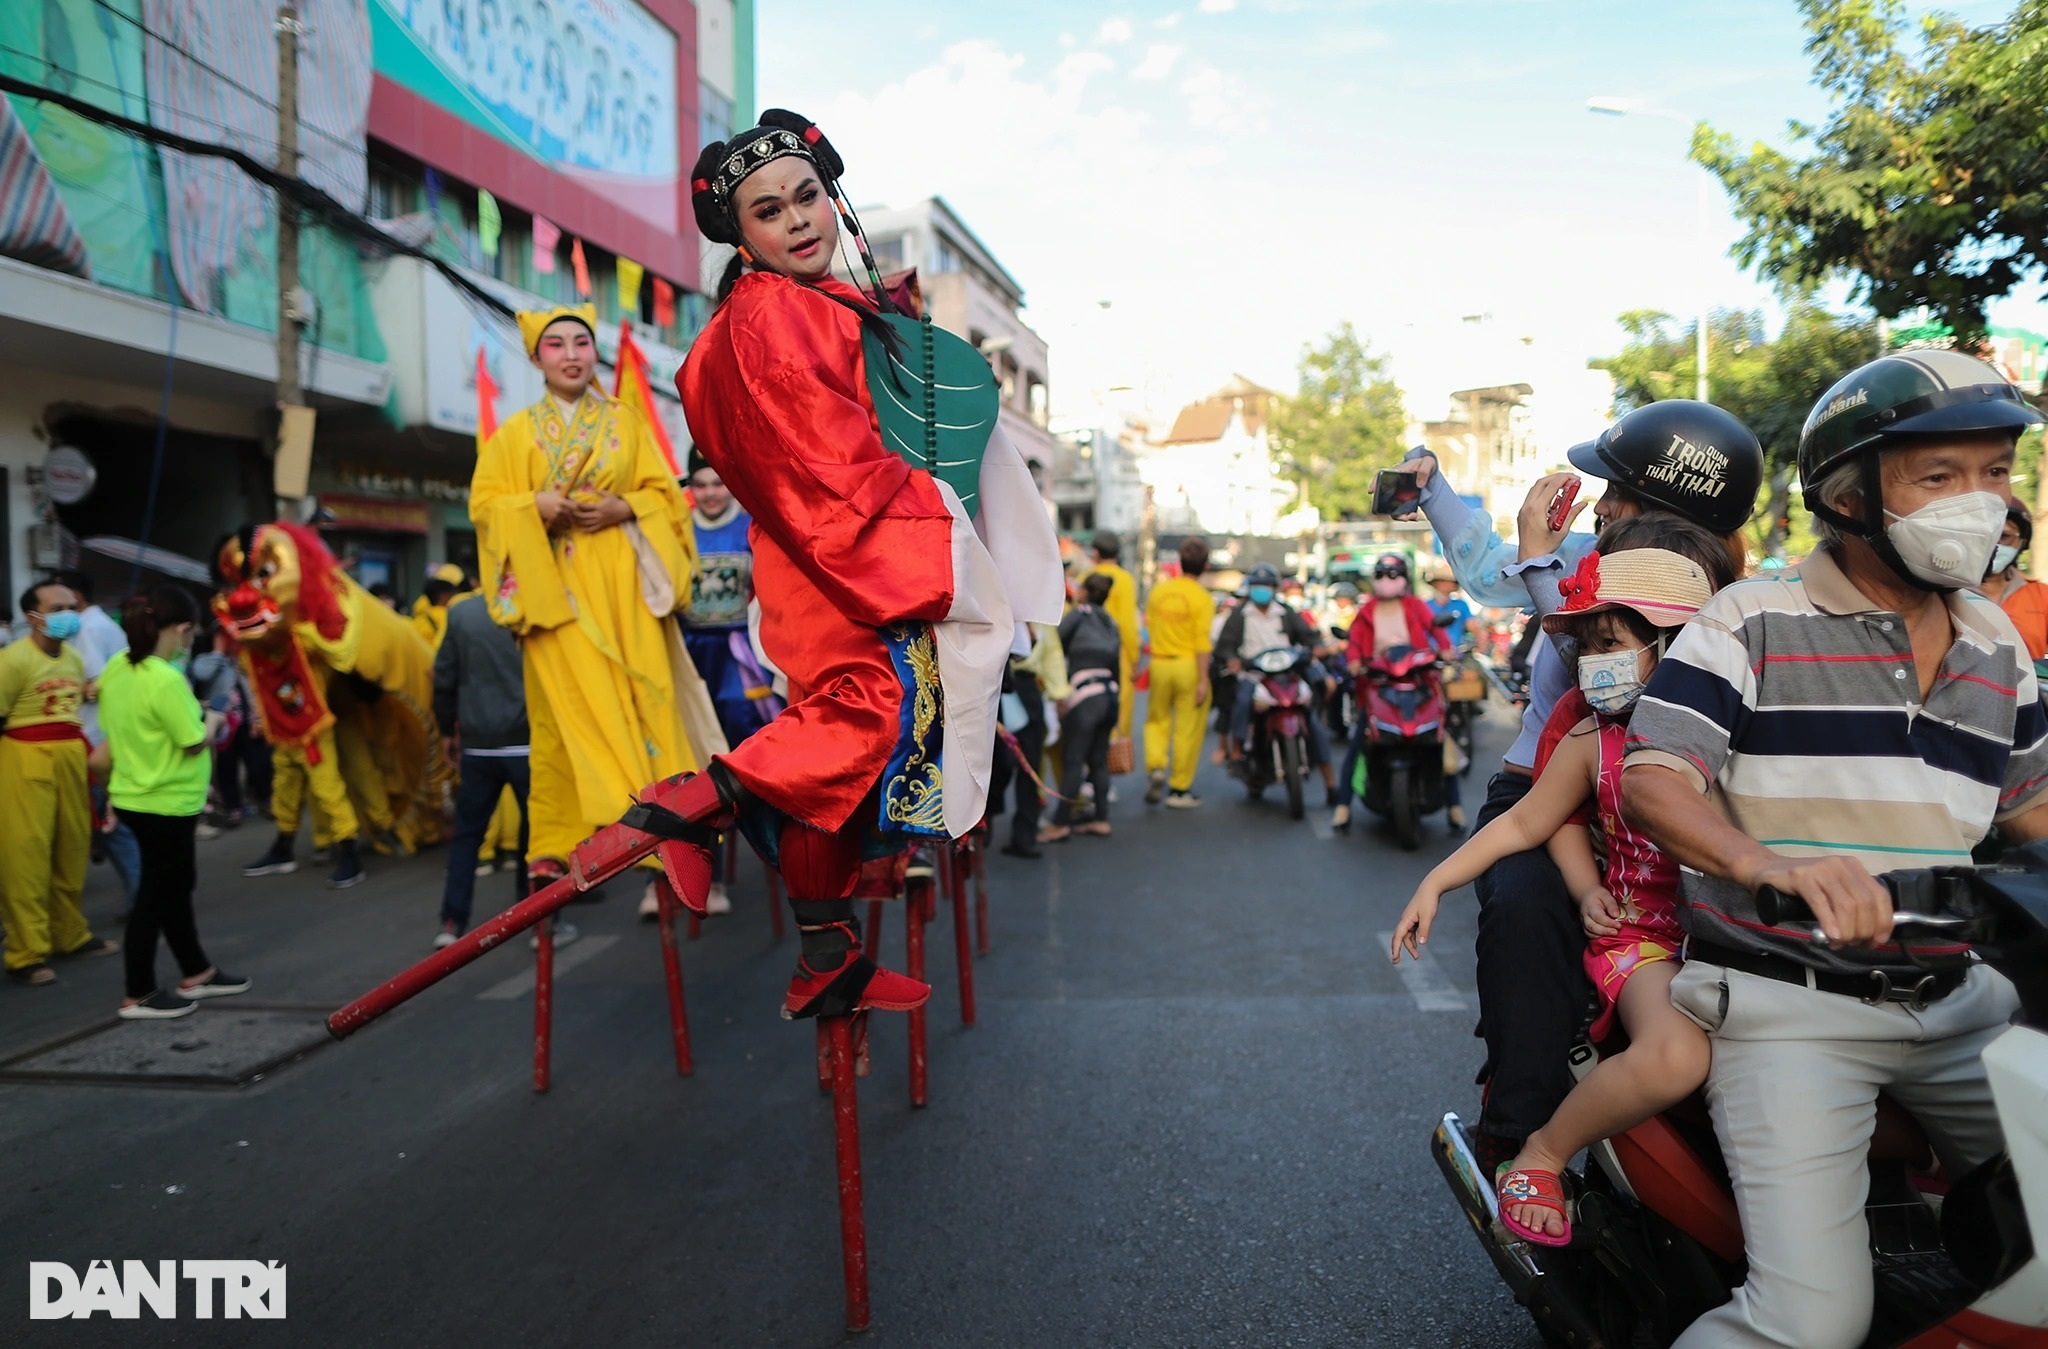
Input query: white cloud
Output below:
<box><xmin>1155</xmin><ymin>12</ymin><xmax>1184</xmax><ymax>27</ymax></box>
<box><xmin>1197</xmin><ymin>0</ymin><xmax>1238</xmax><ymax>12</ymax></box>
<box><xmin>1131</xmin><ymin>44</ymin><xmax>1183</xmax><ymax>81</ymax></box>
<box><xmin>1098</xmin><ymin>17</ymin><xmax>1135</xmax><ymax>42</ymax></box>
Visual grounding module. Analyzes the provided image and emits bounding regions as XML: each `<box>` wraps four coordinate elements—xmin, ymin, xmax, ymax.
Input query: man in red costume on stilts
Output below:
<box><xmin>657</xmin><ymin>110</ymin><xmax>1062</xmax><ymax>1020</ymax></box>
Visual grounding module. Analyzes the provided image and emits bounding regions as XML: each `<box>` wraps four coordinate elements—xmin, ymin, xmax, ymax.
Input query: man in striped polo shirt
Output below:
<box><xmin>1624</xmin><ymin>350</ymin><xmax>2048</xmax><ymax>1349</ymax></box>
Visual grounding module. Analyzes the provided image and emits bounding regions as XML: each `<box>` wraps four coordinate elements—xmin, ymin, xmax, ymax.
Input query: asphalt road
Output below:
<box><xmin>2</xmin><ymin>695</ymin><xmax>1543</xmax><ymax>1348</ymax></box>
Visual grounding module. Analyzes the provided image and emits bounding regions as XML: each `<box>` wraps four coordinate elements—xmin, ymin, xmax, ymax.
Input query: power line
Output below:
<box><xmin>0</xmin><ymin>69</ymin><xmax>517</xmax><ymax>332</ymax></box>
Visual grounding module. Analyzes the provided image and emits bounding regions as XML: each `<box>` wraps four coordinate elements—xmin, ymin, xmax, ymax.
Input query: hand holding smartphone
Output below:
<box><xmin>1372</xmin><ymin>469</ymin><xmax>1423</xmax><ymax>518</ymax></box>
<box><xmin>1546</xmin><ymin>476</ymin><xmax>1582</xmax><ymax>533</ymax></box>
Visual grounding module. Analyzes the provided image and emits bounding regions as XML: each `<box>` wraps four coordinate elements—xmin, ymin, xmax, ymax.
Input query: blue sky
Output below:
<box><xmin>761</xmin><ymin>0</ymin><xmax>2030</xmax><ymax>432</ymax></box>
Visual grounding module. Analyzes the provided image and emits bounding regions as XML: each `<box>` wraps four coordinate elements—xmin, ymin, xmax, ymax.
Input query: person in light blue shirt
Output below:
<box><xmin>1395</xmin><ymin>399</ymin><xmax>1763</xmax><ymax>1169</ymax></box>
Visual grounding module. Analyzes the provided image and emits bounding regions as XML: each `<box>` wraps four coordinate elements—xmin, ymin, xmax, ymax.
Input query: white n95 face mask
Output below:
<box><xmin>1577</xmin><ymin>647</ymin><xmax>1646</xmax><ymax>716</ymax></box>
<box><xmin>1884</xmin><ymin>491</ymin><xmax>2006</xmax><ymax>590</ymax></box>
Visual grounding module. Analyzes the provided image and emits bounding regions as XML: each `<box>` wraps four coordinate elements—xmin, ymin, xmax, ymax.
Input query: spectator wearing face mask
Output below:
<box><xmin>1331</xmin><ymin>555</ymin><xmax>1458</xmax><ymax>832</ymax></box>
<box><xmin>1981</xmin><ymin>501</ymin><xmax>2048</xmax><ymax>667</ymax></box>
<box><xmin>1</xmin><ymin>580</ymin><xmax>119</xmax><ymax>985</ymax></box>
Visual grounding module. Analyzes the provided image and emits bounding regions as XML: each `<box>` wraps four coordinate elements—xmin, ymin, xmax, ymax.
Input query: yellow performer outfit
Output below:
<box><xmin>1088</xmin><ymin>557</ymin><xmax>1142</xmax><ymax>743</ymax></box>
<box><xmin>0</xmin><ymin>634</ymin><xmax>99</xmax><ymax>972</ymax></box>
<box><xmin>471</xmin><ymin>305</ymin><xmax>716</xmax><ymax>866</ymax></box>
<box><xmin>1144</xmin><ymin>572</ymin><xmax>1215</xmax><ymax>795</ymax></box>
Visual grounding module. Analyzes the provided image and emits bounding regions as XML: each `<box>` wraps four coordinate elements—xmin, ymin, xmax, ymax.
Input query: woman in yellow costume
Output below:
<box><xmin>470</xmin><ymin>304</ymin><xmax>722</xmax><ymax>882</ymax></box>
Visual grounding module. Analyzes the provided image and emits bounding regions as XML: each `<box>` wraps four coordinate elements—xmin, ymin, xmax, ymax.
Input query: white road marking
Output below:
<box><xmin>1376</xmin><ymin>931</ymin><xmax>1471</xmax><ymax>1011</ymax></box>
<box><xmin>475</xmin><ymin>935</ymin><xmax>621</xmax><ymax>1000</ymax></box>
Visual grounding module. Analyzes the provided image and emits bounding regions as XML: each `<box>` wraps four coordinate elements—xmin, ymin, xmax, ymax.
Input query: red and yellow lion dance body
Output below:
<box><xmin>214</xmin><ymin>523</ymin><xmax>448</xmax><ymax>856</ymax></box>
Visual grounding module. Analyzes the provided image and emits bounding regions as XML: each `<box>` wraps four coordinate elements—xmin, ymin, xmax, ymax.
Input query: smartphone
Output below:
<box><xmin>1372</xmin><ymin>469</ymin><xmax>1423</xmax><ymax>518</ymax></box>
<box><xmin>1546</xmin><ymin>476</ymin><xmax>1582</xmax><ymax>533</ymax></box>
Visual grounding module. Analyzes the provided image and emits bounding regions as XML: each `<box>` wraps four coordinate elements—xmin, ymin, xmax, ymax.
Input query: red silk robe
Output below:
<box><xmin>679</xmin><ymin>273</ymin><xmax>958</xmax><ymax>833</ymax></box>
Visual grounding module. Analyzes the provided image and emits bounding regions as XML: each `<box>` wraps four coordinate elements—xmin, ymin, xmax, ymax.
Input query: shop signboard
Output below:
<box><xmin>319</xmin><ymin>494</ymin><xmax>432</xmax><ymax>535</ymax></box>
<box><xmin>367</xmin><ymin>0</ymin><xmax>695</xmax><ymax>284</ymax></box>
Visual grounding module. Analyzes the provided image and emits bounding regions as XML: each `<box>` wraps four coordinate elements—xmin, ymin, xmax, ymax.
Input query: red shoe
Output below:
<box><xmin>654</xmin><ymin>838</ymin><xmax>714</xmax><ymax>916</ymax></box>
<box><xmin>782</xmin><ymin>944</ymin><xmax>932</xmax><ymax>1020</ymax></box>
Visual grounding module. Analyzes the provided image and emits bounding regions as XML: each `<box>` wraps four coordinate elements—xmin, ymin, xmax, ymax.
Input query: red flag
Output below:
<box><xmin>613</xmin><ymin>323</ymin><xmax>679</xmax><ymax>475</ymax></box>
<box><xmin>652</xmin><ymin>276</ymin><xmax>675</xmax><ymax>328</ymax></box>
<box><xmin>570</xmin><ymin>238</ymin><xmax>591</xmax><ymax>297</ymax></box>
<box><xmin>475</xmin><ymin>346</ymin><xmax>500</xmax><ymax>453</ymax></box>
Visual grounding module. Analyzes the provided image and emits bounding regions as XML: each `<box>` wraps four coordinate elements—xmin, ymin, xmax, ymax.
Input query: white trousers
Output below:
<box><xmin>1668</xmin><ymin>960</ymin><xmax>2016</xmax><ymax>1349</ymax></box>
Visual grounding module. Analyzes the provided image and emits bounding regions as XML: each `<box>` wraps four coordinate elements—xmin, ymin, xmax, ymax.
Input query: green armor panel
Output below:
<box><xmin>862</xmin><ymin>313</ymin><xmax>999</xmax><ymax>517</ymax></box>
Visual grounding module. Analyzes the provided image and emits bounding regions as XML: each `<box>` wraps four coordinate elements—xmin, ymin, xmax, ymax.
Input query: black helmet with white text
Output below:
<box><xmin>1566</xmin><ymin>399</ymin><xmax>1764</xmax><ymax>534</ymax></box>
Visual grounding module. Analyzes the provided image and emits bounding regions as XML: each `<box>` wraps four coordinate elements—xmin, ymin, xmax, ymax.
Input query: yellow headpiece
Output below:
<box><xmin>432</xmin><ymin>563</ymin><xmax>467</xmax><ymax>586</ymax></box>
<box><xmin>517</xmin><ymin>304</ymin><xmax>599</xmax><ymax>356</ymax></box>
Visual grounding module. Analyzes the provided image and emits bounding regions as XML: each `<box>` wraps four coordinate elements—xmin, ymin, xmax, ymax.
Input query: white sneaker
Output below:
<box><xmin>474</xmin><ymin>860</ymin><xmax>497</xmax><ymax>877</ymax></box>
<box><xmin>705</xmin><ymin>883</ymin><xmax>732</xmax><ymax>915</ymax></box>
<box><xmin>119</xmin><ymin>990</ymin><xmax>196</xmax><ymax>1020</ymax></box>
<box><xmin>530</xmin><ymin>921</ymin><xmax>579</xmax><ymax>951</ymax></box>
<box><xmin>194</xmin><ymin>821</ymin><xmax>222</xmax><ymax>841</ymax></box>
<box><xmin>639</xmin><ymin>882</ymin><xmax>661</xmax><ymax>921</ymax></box>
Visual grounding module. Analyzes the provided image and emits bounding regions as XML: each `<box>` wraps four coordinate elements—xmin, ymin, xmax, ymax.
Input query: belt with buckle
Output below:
<box><xmin>1687</xmin><ymin>939</ymin><xmax>1964</xmax><ymax>1011</ymax></box>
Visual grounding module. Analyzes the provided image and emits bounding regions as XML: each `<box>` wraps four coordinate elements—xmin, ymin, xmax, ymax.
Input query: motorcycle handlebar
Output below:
<box><xmin>1755</xmin><ymin>874</ymin><xmax>1979</xmax><ymax>937</ymax></box>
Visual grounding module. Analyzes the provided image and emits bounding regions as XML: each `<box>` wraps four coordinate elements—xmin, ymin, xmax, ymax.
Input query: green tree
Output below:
<box><xmin>1269</xmin><ymin>322</ymin><xmax>1409</xmax><ymax>521</ymax></box>
<box><xmin>1694</xmin><ymin>0</ymin><xmax>2048</xmax><ymax>344</ymax></box>
<box><xmin>1593</xmin><ymin>303</ymin><xmax>1882</xmax><ymax>557</ymax></box>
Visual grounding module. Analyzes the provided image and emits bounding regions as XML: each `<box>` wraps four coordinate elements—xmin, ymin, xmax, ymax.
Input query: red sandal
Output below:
<box><xmin>1495</xmin><ymin>1164</ymin><xmax>1573</xmax><ymax>1247</ymax></box>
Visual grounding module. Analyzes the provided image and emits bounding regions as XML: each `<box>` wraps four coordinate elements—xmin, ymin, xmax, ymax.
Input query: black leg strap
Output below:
<box><xmin>786</xmin><ymin>952</ymin><xmax>879</xmax><ymax>1020</ymax></box>
<box><xmin>618</xmin><ymin>801</ymin><xmax>724</xmax><ymax>849</ymax></box>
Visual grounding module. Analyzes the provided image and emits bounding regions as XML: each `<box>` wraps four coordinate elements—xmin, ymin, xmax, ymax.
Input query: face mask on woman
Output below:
<box><xmin>1371</xmin><ymin>577</ymin><xmax>1405</xmax><ymax>600</ymax></box>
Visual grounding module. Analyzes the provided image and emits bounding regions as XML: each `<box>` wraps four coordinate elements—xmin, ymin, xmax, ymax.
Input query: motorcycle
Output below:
<box><xmin>1358</xmin><ymin>644</ymin><xmax>1447</xmax><ymax>850</ymax></box>
<box><xmin>1430</xmin><ymin>852</ymin><xmax>2048</xmax><ymax>1348</ymax></box>
<box><xmin>1239</xmin><ymin>644</ymin><xmax>1316</xmax><ymax>820</ymax></box>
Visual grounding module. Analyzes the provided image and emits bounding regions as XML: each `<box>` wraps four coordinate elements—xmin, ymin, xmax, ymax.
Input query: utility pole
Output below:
<box><xmin>272</xmin><ymin>5</ymin><xmax>313</xmax><ymax>514</ymax></box>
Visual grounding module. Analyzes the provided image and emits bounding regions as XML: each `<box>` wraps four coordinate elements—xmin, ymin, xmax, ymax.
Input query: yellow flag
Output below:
<box><xmin>616</xmin><ymin>256</ymin><xmax>645</xmax><ymax>315</ymax></box>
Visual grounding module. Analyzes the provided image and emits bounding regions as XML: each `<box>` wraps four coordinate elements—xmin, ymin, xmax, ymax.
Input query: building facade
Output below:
<box><xmin>1</xmin><ymin>0</ymin><xmax>751</xmax><ymax>617</ymax></box>
<box><xmin>1138</xmin><ymin>377</ymin><xmax>1298</xmax><ymax>540</ymax></box>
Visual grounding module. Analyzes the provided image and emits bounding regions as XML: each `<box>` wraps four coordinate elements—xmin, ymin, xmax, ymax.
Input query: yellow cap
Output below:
<box><xmin>432</xmin><ymin>563</ymin><xmax>466</xmax><ymax>585</ymax></box>
<box><xmin>517</xmin><ymin>304</ymin><xmax>599</xmax><ymax>355</ymax></box>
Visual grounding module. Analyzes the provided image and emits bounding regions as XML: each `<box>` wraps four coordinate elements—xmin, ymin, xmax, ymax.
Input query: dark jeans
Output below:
<box><xmin>441</xmin><ymin>753</ymin><xmax>531</xmax><ymax>928</ymax></box>
<box><xmin>1053</xmin><ymin>688</ymin><xmax>1115</xmax><ymax>826</ymax></box>
<box><xmin>118</xmin><ymin>809</ymin><xmax>210</xmax><ymax>1000</ymax></box>
<box><xmin>1471</xmin><ymin>770</ymin><xmax>1591</xmax><ymax>1141</ymax></box>
<box><xmin>987</xmin><ymin>672</ymin><xmax>1045</xmax><ymax>849</ymax></box>
<box><xmin>215</xmin><ymin>718</ymin><xmax>271</xmax><ymax>814</ymax></box>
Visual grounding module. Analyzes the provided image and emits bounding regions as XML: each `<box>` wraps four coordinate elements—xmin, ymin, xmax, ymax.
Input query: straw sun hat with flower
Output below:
<box><xmin>1539</xmin><ymin>548</ymin><xmax>1714</xmax><ymax>638</ymax></box>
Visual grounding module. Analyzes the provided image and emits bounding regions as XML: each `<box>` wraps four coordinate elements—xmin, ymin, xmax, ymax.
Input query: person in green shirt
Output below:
<box><xmin>97</xmin><ymin>586</ymin><xmax>250</xmax><ymax>1020</ymax></box>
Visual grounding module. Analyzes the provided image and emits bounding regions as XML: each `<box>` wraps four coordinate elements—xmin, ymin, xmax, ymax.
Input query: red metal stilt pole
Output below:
<box><xmin>687</xmin><ymin>904</ymin><xmax>703</xmax><ymax>942</ymax></box>
<box><xmin>533</xmin><ymin>915</ymin><xmax>554</xmax><ymax>1093</ymax></box>
<box><xmin>654</xmin><ymin>876</ymin><xmax>693</xmax><ymax>1077</ymax></box>
<box><xmin>972</xmin><ymin>835</ymin><xmax>990</xmax><ymax>956</ymax></box>
<box><xmin>906</xmin><ymin>877</ymin><xmax>928</xmax><ymax>1108</ymax></box>
<box><xmin>826</xmin><ymin>1013</ymin><xmax>871</xmax><ymax>1333</ymax></box>
<box><xmin>766</xmin><ymin>858</ymin><xmax>786</xmax><ymax>941</ymax></box>
<box><xmin>950</xmin><ymin>854</ymin><xmax>976</xmax><ymax>1027</ymax></box>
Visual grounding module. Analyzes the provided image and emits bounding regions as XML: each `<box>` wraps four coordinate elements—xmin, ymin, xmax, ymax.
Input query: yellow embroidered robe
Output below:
<box><xmin>471</xmin><ymin>389</ymin><xmax>705</xmax><ymax>859</ymax></box>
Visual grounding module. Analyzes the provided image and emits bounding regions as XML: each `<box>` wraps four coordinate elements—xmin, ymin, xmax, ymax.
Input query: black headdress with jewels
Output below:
<box><xmin>691</xmin><ymin>109</ymin><xmax>892</xmax><ymax>304</ymax></box>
